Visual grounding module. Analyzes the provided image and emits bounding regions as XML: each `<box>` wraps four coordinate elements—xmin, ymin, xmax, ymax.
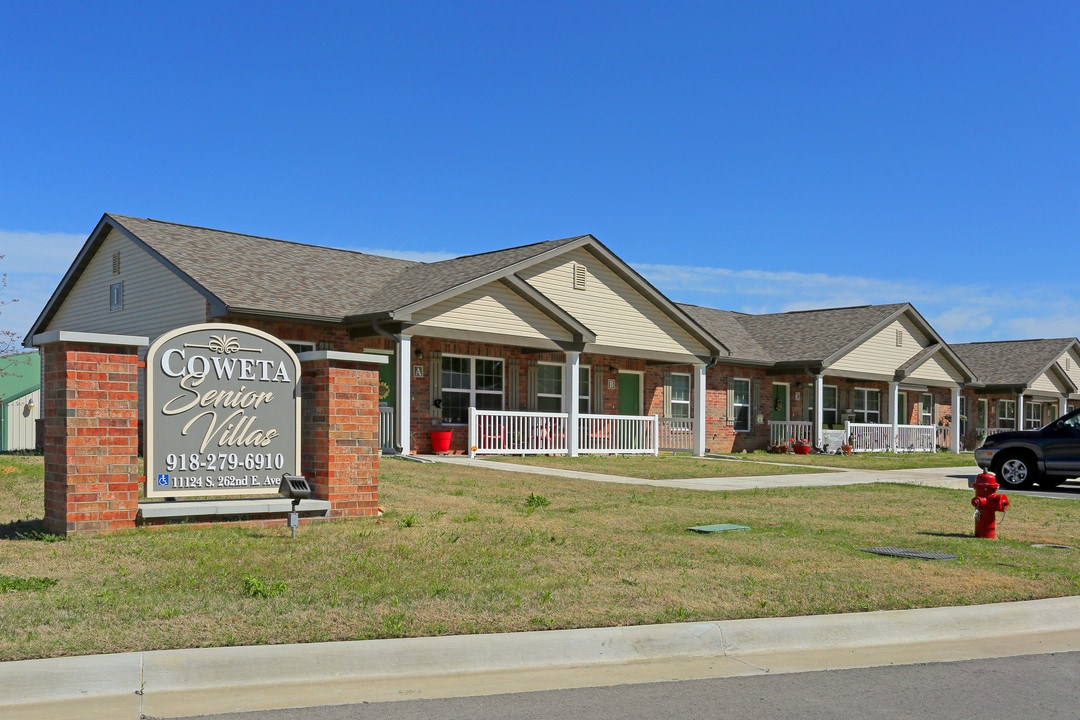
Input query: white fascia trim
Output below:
<box><xmin>30</xmin><ymin>330</ymin><xmax>150</xmax><ymax>347</ymax></box>
<box><xmin>296</xmin><ymin>351</ymin><xmax>389</xmax><ymax>365</ymax></box>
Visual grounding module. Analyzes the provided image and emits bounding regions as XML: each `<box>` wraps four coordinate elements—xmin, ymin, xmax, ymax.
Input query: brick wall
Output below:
<box><xmin>41</xmin><ymin>341</ymin><xmax>141</xmax><ymax>535</ymax></box>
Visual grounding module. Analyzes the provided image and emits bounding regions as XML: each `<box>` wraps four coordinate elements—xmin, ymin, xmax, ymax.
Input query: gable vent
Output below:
<box><xmin>572</xmin><ymin>263</ymin><xmax>587</xmax><ymax>291</ymax></box>
<box><xmin>112</xmin><ymin>251</ymin><xmax>121</xmax><ymax>275</ymax></box>
<box><xmin>895</xmin><ymin>329</ymin><xmax>903</xmax><ymax>347</ymax></box>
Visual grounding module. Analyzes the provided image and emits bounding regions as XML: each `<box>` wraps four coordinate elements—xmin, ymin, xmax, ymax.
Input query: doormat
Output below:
<box><xmin>688</xmin><ymin>523</ymin><xmax>750</xmax><ymax>533</ymax></box>
<box><xmin>860</xmin><ymin>546</ymin><xmax>957</xmax><ymax>561</ymax></box>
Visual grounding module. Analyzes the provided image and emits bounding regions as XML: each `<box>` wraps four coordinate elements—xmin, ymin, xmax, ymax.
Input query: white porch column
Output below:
<box><xmin>889</xmin><ymin>382</ymin><xmax>900</xmax><ymax>452</ymax></box>
<box><xmin>694</xmin><ymin>363</ymin><xmax>707</xmax><ymax>457</ymax></box>
<box><xmin>951</xmin><ymin>386</ymin><xmax>962</xmax><ymax>453</ymax></box>
<box><xmin>1017</xmin><ymin>393</ymin><xmax>1026</xmax><ymax>430</ymax></box>
<box><xmin>812</xmin><ymin>375</ymin><xmax>824</xmax><ymax>448</ymax></box>
<box><xmin>565</xmin><ymin>351</ymin><xmax>580</xmax><ymax>457</ymax></box>
<box><xmin>1061</xmin><ymin>397</ymin><xmax>1069</xmax><ymax>418</ymax></box>
<box><xmin>395</xmin><ymin>335</ymin><xmax>412</xmax><ymax>455</ymax></box>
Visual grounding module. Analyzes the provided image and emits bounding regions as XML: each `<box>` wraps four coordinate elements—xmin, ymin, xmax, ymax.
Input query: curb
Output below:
<box><xmin>3</xmin><ymin>596</ymin><xmax>1078</xmax><ymax>714</ymax></box>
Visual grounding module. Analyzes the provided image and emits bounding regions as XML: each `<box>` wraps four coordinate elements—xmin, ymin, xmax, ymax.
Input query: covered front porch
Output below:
<box><xmin>767</xmin><ymin>375</ymin><xmax>966</xmax><ymax>453</ymax></box>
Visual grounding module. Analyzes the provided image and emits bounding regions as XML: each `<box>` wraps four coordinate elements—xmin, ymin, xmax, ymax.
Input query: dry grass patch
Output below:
<box><xmin>0</xmin><ymin>455</ymin><xmax>1077</xmax><ymax>661</ymax></box>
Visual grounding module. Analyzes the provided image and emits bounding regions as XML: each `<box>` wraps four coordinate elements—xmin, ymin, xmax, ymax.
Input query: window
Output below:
<box><xmin>109</xmin><ymin>282</ymin><xmax>124</xmax><ymax>311</ymax></box>
<box><xmin>1024</xmin><ymin>402</ymin><xmax>1042</xmax><ymax>430</ymax></box>
<box><xmin>853</xmin><ymin>388</ymin><xmax>880</xmax><ymax>423</ymax></box>
<box><xmin>533</xmin><ymin>364</ymin><xmax>592</xmax><ymax>413</ymax></box>
<box><xmin>441</xmin><ymin>356</ymin><xmax>503</xmax><ymax>424</ymax></box>
<box><xmin>997</xmin><ymin>400</ymin><xmax>1016</xmax><ymax>430</ymax></box>
<box><xmin>578</xmin><ymin>367</ymin><xmax>592</xmax><ymax>413</ymax></box>
<box><xmin>286</xmin><ymin>341</ymin><xmax>315</xmax><ymax>355</ymax></box>
<box><xmin>731</xmin><ymin>378</ymin><xmax>751</xmax><ymax>432</ymax></box>
<box><xmin>536</xmin><ymin>363</ymin><xmax>562</xmax><ymax>412</ymax></box>
<box><xmin>822</xmin><ymin>385</ymin><xmax>838</xmax><ymax>425</ymax></box>
<box><xmin>920</xmin><ymin>393</ymin><xmax>934</xmax><ymax>425</ymax></box>
<box><xmin>670</xmin><ymin>373</ymin><xmax>691</xmax><ymax>419</ymax></box>
<box><xmin>897</xmin><ymin>391</ymin><xmax>908</xmax><ymax>423</ymax></box>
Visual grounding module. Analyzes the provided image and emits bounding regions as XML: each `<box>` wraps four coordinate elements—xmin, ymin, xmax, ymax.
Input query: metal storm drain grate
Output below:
<box><xmin>860</xmin><ymin>546</ymin><xmax>957</xmax><ymax>561</ymax></box>
<box><xmin>1031</xmin><ymin>543</ymin><xmax>1074</xmax><ymax>550</ymax></box>
<box><xmin>688</xmin><ymin>523</ymin><xmax>751</xmax><ymax>534</ymax></box>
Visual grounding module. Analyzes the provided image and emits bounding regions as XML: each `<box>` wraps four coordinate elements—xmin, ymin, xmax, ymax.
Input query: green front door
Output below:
<box><xmin>618</xmin><ymin>372</ymin><xmax>640</xmax><ymax>415</ymax></box>
<box><xmin>378</xmin><ymin>355</ymin><xmax>395</xmax><ymax>408</ymax></box>
<box><xmin>771</xmin><ymin>383</ymin><xmax>788</xmax><ymax>422</ymax></box>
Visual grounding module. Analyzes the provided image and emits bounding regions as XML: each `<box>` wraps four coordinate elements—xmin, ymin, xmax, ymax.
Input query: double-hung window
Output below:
<box><xmin>853</xmin><ymin>388</ymin><xmax>880</xmax><ymax>423</ymax></box>
<box><xmin>670</xmin><ymin>373</ymin><xmax>691</xmax><ymax>419</ymax></box>
<box><xmin>919</xmin><ymin>393</ymin><xmax>934</xmax><ymax>425</ymax></box>
<box><xmin>731</xmin><ymin>378</ymin><xmax>751</xmax><ymax>432</ymax></box>
<box><xmin>534</xmin><ymin>364</ymin><xmax>592</xmax><ymax>413</ymax></box>
<box><xmin>997</xmin><ymin>400</ymin><xmax>1016</xmax><ymax>430</ymax></box>
<box><xmin>536</xmin><ymin>363</ymin><xmax>563</xmax><ymax>412</ymax></box>
<box><xmin>1024</xmin><ymin>402</ymin><xmax>1042</xmax><ymax>430</ymax></box>
<box><xmin>441</xmin><ymin>355</ymin><xmax>503</xmax><ymax>424</ymax></box>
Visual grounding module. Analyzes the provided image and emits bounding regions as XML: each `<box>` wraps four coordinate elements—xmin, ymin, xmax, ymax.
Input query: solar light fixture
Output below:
<box><xmin>279</xmin><ymin>474</ymin><xmax>312</xmax><ymax>537</ymax></box>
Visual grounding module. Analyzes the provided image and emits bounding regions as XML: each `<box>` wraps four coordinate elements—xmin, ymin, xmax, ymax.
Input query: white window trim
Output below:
<box><xmin>442</xmin><ymin>354</ymin><xmax>504</xmax><ymax>425</ymax></box>
<box><xmin>732</xmin><ymin>377</ymin><xmax>751</xmax><ymax>432</ymax></box>
<box><xmin>671</xmin><ymin>372</ymin><xmax>692</xmax><ymax>419</ymax></box>
<box><xmin>853</xmin><ymin>387</ymin><xmax>881</xmax><ymax>424</ymax></box>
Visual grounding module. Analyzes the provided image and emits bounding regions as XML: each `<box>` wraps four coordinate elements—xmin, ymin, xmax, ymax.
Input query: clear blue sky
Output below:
<box><xmin>2</xmin><ymin>1</ymin><xmax>1077</xmax><ymax>347</ymax></box>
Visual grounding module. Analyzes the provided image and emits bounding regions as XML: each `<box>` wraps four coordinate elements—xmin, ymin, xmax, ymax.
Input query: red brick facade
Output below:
<box><xmin>41</xmin><ymin>341</ymin><xmax>141</xmax><ymax>535</ymax></box>
<box><xmin>301</xmin><ymin>358</ymin><xmax>381</xmax><ymax>518</ymax></box>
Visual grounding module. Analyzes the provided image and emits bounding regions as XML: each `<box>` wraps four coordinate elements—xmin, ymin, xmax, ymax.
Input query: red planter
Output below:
<box><xmin>793</xmin><ymin>443</ymin><xmax>811</xmax><ymax>455</ymax></box>
<box><xmin>430</xmin><ymin>430</ymin><xmax>453</xmax><ymax>454</ymax></box>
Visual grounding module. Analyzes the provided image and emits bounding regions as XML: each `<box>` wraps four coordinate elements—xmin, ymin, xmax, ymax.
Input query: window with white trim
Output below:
<box><xmin>577</xmin><ymin>366</ymin><xmax>592</xmax><ymax>413</ymax></box>
<box><xmin>670</xmin><ymin>373</ymin><xmax>691</xmax><ymax>419</ymax></box>
<box><xmin>997</xmin><ymin>400</ymin><xmax>1016</xmax><ymax>430</ymax></box>
<box><xmin>853</xmin><ymin>388</ymin><xmax>880</xmax><ymax>423</ymax></box>
<box><xmin>919</xmin><ymin>393</ymin><xmax>933</xmax><ymax>425</ymax></box>
<box><xmin>536</xmin><ymin>363</ymin><xmax>562</xmax><ymax>412</ymax></box>
<box><xmin>1024</xmin><ymin>402</ymin><xmax>1042</xmax><ymax>430</ymax></box>
<box><xmin>731</xmin><ymin>378</ymin><xmax>751</xmax><ymax>432</ymax></box>
<box><xmin>441</xmin><ymin>355</ymin><xmax>503</xmax><ymax>424</ymax></box>
<box><xmin>811</xmin><ymin>385</ymin><xmax>839</xmax><ymax>426</ymax></box>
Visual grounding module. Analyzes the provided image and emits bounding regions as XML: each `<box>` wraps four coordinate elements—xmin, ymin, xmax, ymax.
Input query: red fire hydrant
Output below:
<box><xmin>971</xmin><ymin>472</ymin><xmax>1010</xmax><ymax>539</ymax></box>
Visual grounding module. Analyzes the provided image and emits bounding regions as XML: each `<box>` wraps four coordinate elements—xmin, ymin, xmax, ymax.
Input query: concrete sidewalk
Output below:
<box><xmin>4</xmin><ymin>597</ymin><xmax>1079</xmax><ymax>719</ymax></box>
<box><xmin>425</xmin><ymin>454</ymin><xmax>979</xmax><ymax>491</ymax></box>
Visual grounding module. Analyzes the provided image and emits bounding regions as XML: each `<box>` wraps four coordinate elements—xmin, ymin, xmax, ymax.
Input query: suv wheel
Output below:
<box><xmin>994</xmin><ymin>454</ymin><xmax>1037</xmax><ymax>489</ymax></box>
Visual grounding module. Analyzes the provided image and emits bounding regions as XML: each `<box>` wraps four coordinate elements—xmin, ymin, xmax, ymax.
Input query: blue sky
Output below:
<box><xmin>2</xmin><ymin>1</ymin><xmax>1077</xmax><ymax>347</ymax></box>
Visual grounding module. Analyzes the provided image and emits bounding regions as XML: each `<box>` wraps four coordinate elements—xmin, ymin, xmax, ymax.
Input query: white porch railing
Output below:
<box><xmin>468</xmin><ymin>408</ymin><xmax>660</xmax><ymax>458</ymax></box>
<box><xmin>847</xmin><ymin>422</ymin><xmax>941</xmax><ymax>453</ymax></box>
<box><xmin>769</xmin><ymin>420</ymin><xmax>812</xmax><ymax>447</ymax></box>
<box><xmin>379</xmin><ymin>406</ymin><xmax>395</xmax><ymax>452</ymax></box>
<box><xmin>659</xmin><ymin>417</ymin><xmax>694</xmax><ymax>452</ymax></box>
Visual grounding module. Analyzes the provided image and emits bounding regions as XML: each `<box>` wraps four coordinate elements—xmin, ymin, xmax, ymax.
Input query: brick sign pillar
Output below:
<box><xmin>34</xmin><ymin>331</ymin><xmax>148</xmax><ymax>536</ymax></box>
<box><xmin>299</xmin><ymin>351</ymin><xmax>387</xmax><ymax>518</ymax></box>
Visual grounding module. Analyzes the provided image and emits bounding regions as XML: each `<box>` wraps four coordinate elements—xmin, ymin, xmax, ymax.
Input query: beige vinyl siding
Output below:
<box><xmin>1059</xmin><ymin>349</ymin><xmax>1080</xmax><ymax>391</ymax></box>
<box><xmin>411</xmin><ymin>281</ymin><xmax>573</xmax><ymax>343</ymax></box>
<box><xmin>1029</xmin><ymin>371</ymin><xmax>1068</xmax><ymax>395</ymax></box>
<box><xmin>905</xmin><ymin>354</ymin><xmax>966</xmax><ymax>385</ymax></box>
<box><xmin>518</xmin><ymin>249</ymin><xmax>708</xmax><ymax>357</ymax></box>
<box><xmin>830</xmin><ymin>316</ymin><xmax>932</xmax><ymax>376</ymax></box>
<box><xmin>46</xmin><ymin>229</ymin><xmax>207</xmax><ymax>340</ymax></box>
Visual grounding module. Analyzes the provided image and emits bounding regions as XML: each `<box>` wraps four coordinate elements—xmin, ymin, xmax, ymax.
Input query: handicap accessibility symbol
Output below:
<box><xmin>157</xmin><ymin>474</ymin><xmax>170</xmax><ymax>487</ymax></box>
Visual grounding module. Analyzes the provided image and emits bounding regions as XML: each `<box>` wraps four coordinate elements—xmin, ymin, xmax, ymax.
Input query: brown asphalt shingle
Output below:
<box><xmin>952</xmin><ymin>339</ymin><xmax>1075</xmax><ymax>387</ymax></box>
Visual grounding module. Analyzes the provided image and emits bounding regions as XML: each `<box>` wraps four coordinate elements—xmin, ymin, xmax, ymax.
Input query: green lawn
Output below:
<box><xmin>0</xmin><ymin>453</ymin><xmax>1076</xmax><ymax>662</ymax></box>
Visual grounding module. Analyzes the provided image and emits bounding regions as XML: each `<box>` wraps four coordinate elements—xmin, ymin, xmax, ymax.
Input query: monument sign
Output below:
<box><xmin>145</xmin><ymin>324</ymin><xmax>301</xmax><ymax>498</ymax></box>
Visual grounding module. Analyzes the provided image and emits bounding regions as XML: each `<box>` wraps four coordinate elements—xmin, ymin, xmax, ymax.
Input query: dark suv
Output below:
<box><xmin>974</xmin><ymin>407</ymin><xmax>1080</xmax><ymax>489</ymax></box>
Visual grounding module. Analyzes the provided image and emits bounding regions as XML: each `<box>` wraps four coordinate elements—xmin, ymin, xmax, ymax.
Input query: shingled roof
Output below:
<box><xmin>734</xmin><ymin>303</ymin><xmax>911</xmax><ymax>366</ymax></box>
<box><xmin>952</xmin><ymin>339</ymin><xmax>1078</xmax><ymax>389</ymax></box>
<box><xmin>677</xmin><ymin>304</ymin><xmax>771</xmax><ymax>363</ymax></box>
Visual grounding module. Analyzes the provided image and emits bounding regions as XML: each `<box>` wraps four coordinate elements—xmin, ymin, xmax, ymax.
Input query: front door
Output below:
<box><xmin>617</xmin><ymin>372</ymin><xmax>642</xmax><ymax>449</ymax></box>
<box><xmin>771</xmin><ymin>383</ymin><xmax>789</xmax><ymax>422</ymax></box>
<box><xmin>618</xmin><ymin>372</ymin><xmax>641</xmax><ymax>415</ymax></box>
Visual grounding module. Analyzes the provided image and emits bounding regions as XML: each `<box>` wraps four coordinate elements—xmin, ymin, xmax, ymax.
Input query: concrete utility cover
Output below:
<box><xmin>860</xmin><ymin>546</ymin><xmax>957</xmax><ymax>560</ymax></box>
<box><xmin>688</xmin><ymin>523</ymin><xmax>750</xmax><ymax>533</ymax></box>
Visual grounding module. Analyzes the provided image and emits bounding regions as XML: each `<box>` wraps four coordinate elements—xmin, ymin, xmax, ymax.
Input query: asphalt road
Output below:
<box><xmin>174</xmin><ymin>651</ymin><xmax>1080</xmax><ymax>720</ymax></box>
